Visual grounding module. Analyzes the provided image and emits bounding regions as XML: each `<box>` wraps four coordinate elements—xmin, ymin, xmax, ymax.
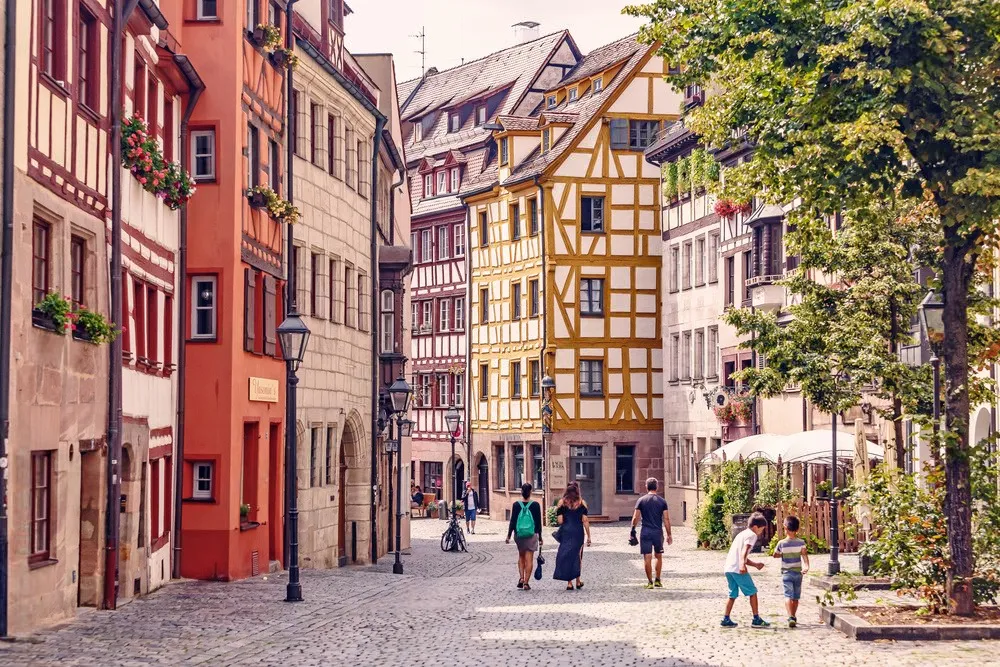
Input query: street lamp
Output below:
<box><xmin>540</xmin><ymin>375</ymin><xmax>556</xmax><ymax>521</ymax></box>
<box><xmin>919</xmin><ymin>290</ymin><xmax>945</xmax><ymax>462</ymax></box>
<box><xmin>387</xmin><ymin>377</ymin><xmax>412</xmax><ymax>574</ymax></box>
<box><xmin>445</xmin><ymin>405</ymin><xmax>462</xmax><ymax>507</ymax></box>
<box><xmin>278</xmin><ymin>312</ymin><xmax>310</xmax><ymax>603</ymax></box>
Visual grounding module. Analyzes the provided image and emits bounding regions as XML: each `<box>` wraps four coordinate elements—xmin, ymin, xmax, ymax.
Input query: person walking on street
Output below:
<box><xmin>553</xmin><ymin>482</ymin><xmax>591</xmax><ymax>591</ymax></box>
<box><xmin>506</xmin><ymin>483</ymin><xmax>542</xmax><ymax>590</ymax></box>
<box><xmin>631</xmin><ymin>477</ymin><xmax>672</xmax><ymax>589</ymax></box>
<box><xmin>463</xmin><ymin>482</ymin><xmax>480</xmax><ymax>534</ymax></box>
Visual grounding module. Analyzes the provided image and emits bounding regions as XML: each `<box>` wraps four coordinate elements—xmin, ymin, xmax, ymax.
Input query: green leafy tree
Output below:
<box><xmin>626</xmin><ymin>0</ymin><xmax>1000</xmax><ymax>614</ymax></box>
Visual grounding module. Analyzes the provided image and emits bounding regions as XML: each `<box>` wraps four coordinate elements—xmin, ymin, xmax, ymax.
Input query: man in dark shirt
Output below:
<box><xmin>631</xmin><ymin>477</ymin><xmax>672</xmax><ymax>589</ymax></box>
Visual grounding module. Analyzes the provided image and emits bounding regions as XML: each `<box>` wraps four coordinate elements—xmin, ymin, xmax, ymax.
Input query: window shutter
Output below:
<box><xmin>244</xmin><ymin>269</ymin><xmax>256</xmax><ymax>352</ymax></box>
<box><xmin>610</xmin><ymin>118</ymin><xmax>629</xmax><ymax>149</ymax></box>
<box><xmin>264</xmin><ymin>276</ymin><xmax>277</xmax><ymax>356</ymax></box>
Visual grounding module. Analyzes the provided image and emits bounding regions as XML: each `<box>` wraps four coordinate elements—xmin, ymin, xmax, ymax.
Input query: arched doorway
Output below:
<box><xmin>118</xmin><ymin>445</ymin><xmax>137</xmax><ymax>601</ymax></box>
<box><xmin>972</xmin><ymin>406</ymin><xmax>992</xmax><ymax>448</ymax></box>
<box><xmin>337</xmin><ymin>411</ymin><xmax>366</xmax><ymax>566</ymax></box>
<box><xmin>475</xmin><ymin>454</ymin><xmax>490</xmax><ymax>515</ymax></box>
<box><xmin>454</xmin><ymin>459</ymin><xmax>465</xmax><ymax>503</ymax></box>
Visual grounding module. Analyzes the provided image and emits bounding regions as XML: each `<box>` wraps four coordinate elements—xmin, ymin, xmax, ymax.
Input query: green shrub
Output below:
<box><xmin>695</xmin><ymin>485</ymin><xmax>729</xmax><ymax>549</ymax></box>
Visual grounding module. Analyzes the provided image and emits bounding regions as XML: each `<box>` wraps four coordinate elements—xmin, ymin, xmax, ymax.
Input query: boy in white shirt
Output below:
<box><xmin>721</xmin><ymin>512</ymin><xmax>769</xmax><ymax>628</ymax></box>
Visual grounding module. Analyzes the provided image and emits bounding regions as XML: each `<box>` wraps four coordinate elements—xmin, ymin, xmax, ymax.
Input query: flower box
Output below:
<box><xmin>270</xmin><ymin>50</ymin><xmax>290</xmax><ymax>68</ymax></box>
<box><xmin>247</xmin><ymin>190</ymin><xmax>269</xmax><ymax>209</ymax></box>
<box><xmin>31</xmin><ymin>308</ymin><xmax>58</xmax><ymax>332</ymax></box>
<box><xmin>72</xmin><ymin>326</ymin><xmax>94</xmax><ymax>343</ymax></box>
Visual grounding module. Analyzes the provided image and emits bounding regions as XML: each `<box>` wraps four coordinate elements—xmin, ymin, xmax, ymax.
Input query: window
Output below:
<box><xmin>435</xmin><ymin>226</ymin><xmax>449</xmax><ymax>261</ymax></box>
<box><xmin>437</xmin><ymin>171</ymin><xmax>447</xmax><ymax>195</ymax></box>
<box><xmin>133</xmin><ymin>56</ymin><xmax>145</xmax><ymax>117</ymax></box>
<box><xmin>197</xmin><ymin>0</ymin><xmax>218</xmax><ymax>19</ymax></box>
<box><xmin>529</xmin><ymin>360</ymin><xmax>541</xmax><ymax>397</ymax></box>
<box><xmin>581</xmin><ymin>196</ymin><xmax>605</xmax><ymax>233</ymax></box>
<box><xmin>616</xmin><ymin>445</ymin><xmax>635</xmax><ymax>494</ymax></box>
<box><xmin>164</xmin><ymin>99</ymin><xmax>175</xmax><ymax>161</ymax></box>
<box><xmin>146</xmin><ymin>285</ymin><xmax>158</xmax><ymax>363</ymax></box>
<box><xmin>424</xmin><ymin>174</ymin><xmax>433</xmax><ymax>198</ymax></box>
<box><xmin>669</xmin><ymin>334</ymin><xmax>679</xmax><ymax>381</ymax></box>
<box><xmin>475</xmin><ymin>105</ymin><xmax>486</xmax><ymax>126</ymax></box>
<box><xmin>439</xmin><ymin>298</ymin><xmax>450</xmax><ymax>331</ymax></box>
<box><xmin>327</xmin><ymin>115</ymin><xmax>339</xmax><ymax>177</ymax></box>
<box><xmin>449</xmin><ymin>113</ymin><xmax>460</xmax><ymax>133</ymax></box>
<box><xmin>694</xmin><ymin>329</ymin><xmax>705</xmax><ymax>380</ymax></box>
<box><xmin>684</xmin><ymin>437</ymin><xmax>695</xmax><ymax>486</ymax></box>
<box><xmin>410</xmin><ymin>301</ymin><xmax>417</xmax><ymax>332</ymax></box>
<box><xmin>246</xmin><ymin>0</ymin><xmax>260</xmax><ymax>30</ymax></box>
<box><xmin>247</xmin><ymin>124</ymin><xmax>260</xmax><ymax>188</ymax></box>
<box><xmin>628</xmin><ymin>120</ymin><xmax>659</xmax><ymax>150</ymax></box>
<box><xmin>193</xmin><ymin>461</ymin><xmax>213</xmax><ymax>499</ymax></box>
<box><xmin>147</xmin><ymin>73</ymin><xmax>158</xmax><ymax>137</ymax></box>
<box><xmin>358</xmin><ymin>140</ymin><xmax>370</xmax><ymax>195</ymax></box>
<box><xmin>529</xmin><ymin>279</ymin><xmax>540</xmax><ymax>317</ymax></box>
<box><xmin>309</xmin><ymin>427</ymin><xmax>321</xmax><ymax>487</ymax></box>
<box><xmin>32</xmin><ymin>219</ymin><xmax>51</xmax><ymax>305</ymax></box>
<box><xmin>358</xmin><ymin>273</ymin><xmax>369</xmax><ymax>333</ymax></box>
<box><xmin>579</xmin><ymin>359</ymin><xmax>603</xmax><ymax>396</ymax></box>
<box><xmin>325</xmin><ymin>427</ymin><xmax>336</xmax><ymax>485</ymax></box>
<box><xmin>707</xmin><ymin>327</ymin><xmax>719</xmax><ymax>378</ymax></box>
<box><xmin>669</xmin><ymin>245</ymin><xmax>680</xmax><ymax>293</ymax></box>
<box><xmin>592</xmin><ymin>77</ymin><xmax>602</xmax><ymax>93</ymax></box>
<box><xmin>191</xmin><ymin>276</ymin><xmax>217</xmax><ymax>339</ymax></box>
<box><xmin>479</xmin><ymin>363</ymin><xmax>489</xmax><ymax>400</ymax></box>
<box><xmin>511</xmin><ymin>361</ymin><xmax>522</xmax><ymax>398</ymax></box>
<box><xmin>743</xmin><ymin>250</ymin><xmax>752</xmax><ymax>301</ymax></box>
<box><xmin>78</xmin><ymin>7</ymin><xmax>98</xmax><ymax>110</ymax></box>
<box><xmin>495</xmin><ymin>445</ymin><xmax>506</xmax><ymax>489</ymax></box>
<box><xmin>479</xmin><ymin>211</ymin><xmax>488</xmax><ymax>246</ymax></box>
<box><xmin>291</xmin><ymin>90</ymin><xmax>301</xmax><ymax>156</ymax></box>
<box><xmin>309</xmin><ymin>253</ymin><xmax>320</xmax><ymax>317</ymax></box>
<box><xmin>725</xmin><ymin>255</ymin><xmax>735</xmax><ymax>306</ymax></box>
<box><xmin>510</xmin><ymin>203</ymin><xmax>520</xmax><ymax>240</ymax></box>
<box><xmin>412</xmin><ymin>119</ymin><xmax>422</xmax><ymax>143</ymax></box>
<box><xmin>268</xmin><ymin>0</ymin><xmax>279</xmax><ymax>26</ymax></box>
<box><xmin>30</xmin><ymin>451</ymin><xmax>53</xmax><ymax>562</ymax></box>
<box><xmin>69</xmin><ymin>235</ymin><xmax>85</xmax><ymax>308</ymax></box>
<box><xmin>328</xmin><ymin>258</ymin><xmax>341</xmax><ymax>323</ymax></box>
<box><xmin>479</xmin><ymin>288</ymin><xmax>489</xmax><ymax>323</ymax></box>
<box><xmin>420</xmin><ymin>230</ymin><xmax>432</xmax><ymax>264</ymax></box>
<box><xmin>310</xmin><ymin>103</ymin><xmax>320</xmax><ymax>165</ymax></box>
<box><xmin>672</xmin><ymin>437</ymin><xmax>681</xmax><ymax>484</ymax></box>
<box><xmin>437</xmin><ymin>374</ymin><xmax>449</xmax><ymax>407</ymax></box>
<box><xmin>455</xmin><ymin>372</ymin><xmax>465</xmax><ymax>406</ymax></box>
<box><xmin>541</xmin><ymin>128</ymin><xmax>550</xmax><ymax>153</ymax></box>
<box><xmin>453</xmin><ymin>223</ymin><xmax>465</xmax><ymax>256</ymax></box>
<box><xmin>380</xmin><ymin>290</ymin><xmax>394</xmax><ymax>353</ymax></box>
<box><xmin>682</xmin><ymin>241</ymin><xmax>692</xmax><ymax>289</ymax></box>
<box><xmin>419</xmin><ymin>374</ymin><xmax>431</xmax><ymax>407</ymax></box>
<box><xmin>499</xmin><ymin>138</ymin><xmax>508</xmax><ymax>165</ymax></box>
<box><xmin>422</xmin><ymin>461</ymin><xmax>443</xmax><ymax>498</ymax></box>
<box><xmin>191</xmin><ymin>130</ymin><xmax>216</xmax><ymax>180</ymax></box>
<box><xmin>580</xmin><ymin>278</ymin><xmax>604</xmax><ymax>316</ymax></box>
<box><xmin>547</xmin><ymin>95</ymin><xmax>557</xmax><ymax>109</ymax></box>
<box><xmin>421</xmin><ymin>301</ymin><xmax>431</xmax><ymax>330</ymax></box>
<box><xmin>134</xmin><ymin>277</ymin><xmax>146</xmax><ymax>360</ymax></box>
<box><xmin>40</xmin><ymin>0</ymin><xmax>66</xmax><ymax>81</ymax></box>
<box><xmin>568</xmin><ymin>88</ymin><xmax>578</xmax><ymax>102</ymax></box>
<box><xmin>708</xmin><ymin>233</ymin><xmax>720</xmax><ymax>283</ymax></box>
<box><xmin>681</xmin><ymin>331</ymin><xmax>692</xmax><ymax>380</ymax></box>
<box><xmin>450</xmin><ymin>167</ymin><xmax>460</xmax><ymax>192</ymax></box>
<box><xmin>513</xmin><ymin>445</ymin><xmax>525</xmax><ymax>487</ymax></box>
<box><xmin>695</xmin><ymin>236</ymin><xmax>706</xmax><ymax>286</ymax></box>
<box><xmin>270</xmin><ymin>139</ymin><xmax>280</xmax><ymax>193</ymax></box>
<box><xmin>532</xmin><ymin>445</ymin><xmax>543</xmax><ymax>489</ymax></box>
<box><xmin>454</xmin><ymin>297</ymin><xmax>465</xmax><ymax>330</ymax></box>
<box><xmin>512</xmin><ymin>282</ymin><xmax>522</xmax><ymax>320</ymax></box>
<box><xmin>526</xmin><ymin>199</ymin><xmax>538</xmax><ymax>237</ymax></box>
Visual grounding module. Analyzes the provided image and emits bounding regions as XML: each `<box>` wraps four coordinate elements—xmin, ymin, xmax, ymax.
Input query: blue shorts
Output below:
<box><xmin>782</xmin><ymin>571</ymin><xmax>803</xmax><ymax>600</ymax></box>
<box><xmin>640</xmin><ymin>532</ymin><xmax>664</xmax><ymax>555</ymax></box>
<box><xmin>725</xmin><ymin>572</ymin><xmax>758</xmax><ymax>598</ymax></box>
<box><xmin>465</xmin><ymin>509</ymin><xmax>476</xmax><ymax>522</ymax></box>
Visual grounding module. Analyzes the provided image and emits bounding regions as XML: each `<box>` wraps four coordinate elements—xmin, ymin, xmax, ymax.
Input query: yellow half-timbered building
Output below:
<box><xmin>464</xmin><ymin>34</ymin><xmax>682</xmax><ymax>520</ymax></box>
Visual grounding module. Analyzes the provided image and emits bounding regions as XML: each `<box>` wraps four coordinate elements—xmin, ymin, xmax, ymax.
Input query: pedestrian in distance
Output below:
<box><xmin>506</xmin><ymin>483</ymin><xmax>542</xmax><ymax>591</ymax></box>
<box><xmin>553</xmin><ymin>481</ymin><xmax>591</xmax><ymax>591</ymax></box>
<box><xmin>721</xmin><ymin>511</ymin><xmax>770</xmax><ymax>628</ymax></box>
<box><xmin>772</xmin><ymin>515</ymin><xmax>809</xmax><ymax>627</ymax></box>
<box><xmin>463</xmin><ymin>481</ymin><xmax>480</xmax><ymax>534</ymax></box>
<box><xmin>630</xmin><ymin>477</ymin><xmax>672</xmax><ymax>589</ymax></box>
<box><xmin>410</xmin><ymin>485</ymin><xmax>424</xmax><ymax>510</ymax></box>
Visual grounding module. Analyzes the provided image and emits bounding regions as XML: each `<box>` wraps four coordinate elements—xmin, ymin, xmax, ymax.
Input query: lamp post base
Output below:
<box><xmin>827</xmin><ymin>560</ymin><xmax>841</xmax><ymax>576</ymax></box>
<box><xmin>392</xmin><ymin>561</ymin><xmax>404</xmax><ymax>575</ymax></box>
<box><xmin>285</xmin><ymin>582</ymin><xmax>303</xmax><ymax>602</ymax></box>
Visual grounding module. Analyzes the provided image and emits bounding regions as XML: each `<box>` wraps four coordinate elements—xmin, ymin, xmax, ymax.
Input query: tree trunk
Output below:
<box><xmin>940</xmin><ymin>243</ymin><xmax>976</xmax><ymax>616</ymax></box>
<box><xmin>889</xmin><ymin>297</ymin><xmax>905</xmax><ymax>469</ymax></box>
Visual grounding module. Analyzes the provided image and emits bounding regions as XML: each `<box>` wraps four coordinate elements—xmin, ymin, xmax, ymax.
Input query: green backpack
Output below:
<box><xmin>515</xmin><ymin>501</ymin><xmax>535</xmax><ymax>538</ymax></box>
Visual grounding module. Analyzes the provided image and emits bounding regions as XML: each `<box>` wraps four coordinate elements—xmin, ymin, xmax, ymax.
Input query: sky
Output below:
<box><xmin>345</xmin><ymin>0</ymin><xmax>646</xmax><ymax>83</ymax></box>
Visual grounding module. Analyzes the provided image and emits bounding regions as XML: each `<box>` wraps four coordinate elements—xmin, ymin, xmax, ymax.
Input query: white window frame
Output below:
<box><xmin>420</xmin><ymin>229</ymin><xmax>432</xmax><ymax>264</ymax></box>
<box><xmin>437</xmin><ymin>170</ymin><xmax>447</xmax><ymax>194</ymax></box>
<box><xmin>421</xmin><ymin>301</ymin><xmax>432</xmax><ymax>331</ymax></box>
<box><xmin>449</xmin><ymin>113</ymin><xmax>460</xmax><ymax>133</ymax></box>
<box><xmin>455</xmin><ymin>372</ymin><xmax>465</xmax><ymax>407</ymax></box>
<box><xmin>196</xmin><ymin>0</ymin><xmax>218</xmax><ymax>20</ymax></box>
<box><xmin>420</xmin><ymin>374</ymin><xmax>431</xmax><ymax>407</ymax></box>
<box><xmin>476</xmin><ymin>105</ymin><xmax>486</xmax><ymax>126</ymax></box>
<box><xmin>592</xmin><ymin>77</ymin><xmax>603</xmax><ymax>93</ymax></box>
<box><xmin>191</xmin><ymin>130</ymin><xmax>216</xmax><ymax>181</ymax></box>
<box><xmin>424</xmin><ymin>173</ymin><xmax>433</xmax><ymax>198</ymax></box>
<box><xmin>547</xmin><ymin>95</ymin><xmax>557</xmax><ymax>109</ymax></box>
<box><xmin>439</xmin><ymin>298</ymin><xmax>451</xmax><ymax>331</ymax></box>
<box><xmin>453</xmin><ymin>223</ymin><xmax>465</xmax><ymax>256</ymax></box>
<box><xmin>450</xmin><ymin>167</ymin><xmax>460</xmax><ymax>192</ymax></box>
<box><xmin>411</xmin><ymin>301</ymin><xmax>418</xmax><ymax>333</ymax></box>
<box><xmin>380</xmin><ymin>290</ymin><xmax>394</xmax><ymax>354</ymax></box>
<box><xmin>191</xmin><ymin>276</ymin><xmax>217</xmax><ymax>339</ymax></box>
<box><xmin>454</xmin><ymin>297</ymin><xmax>465</xmax><ymax>330</ymax></box>
<box><xmin>569</xmin><ymin>89</ymin><xmax>577</xmax><ymax>102</ymax></box>
<box><xmin>193</xmin><ymin>462</ymin><xmax>214</xmax><ymax>499</ymax></box>
<box><xmin>438</xmin><ymin>374</ymin><xmax>449</xmax><ymax>406</ymax></box>
<box><xmin>413</xmin><ymin>120</ymin><xmax>423</xmax><ymax>143</ymax></box>
<box><xmin>437</xmin><ymin>226</ymin><xmax>449</xmax><ymax>261</ymax></box>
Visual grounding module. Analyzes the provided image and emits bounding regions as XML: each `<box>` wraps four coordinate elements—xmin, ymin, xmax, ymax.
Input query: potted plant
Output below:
<box><xmin>427</xmin><ymin>503</ymin><xmax>439</xmax><ymax>518</ymax></box>
<box><xmin>270</xmin><ymin>47</ymin><xmax>299</xmax><ymax>70</ymax></box>
<box><xmin>33</xmin><ymin>292</ymin><xmax>73</xmax><ymax>333</ymax></box>
<box><xmin>240</xmin><ymin>503</ymin><xmax>251</xmax><ymax>525</ymax></box>
<box><xmin>816</xmin><ymin>480</ymin><xmax>832</xmax><ymax>501</ymax></box>
<box><xmin>74</xmin><ymin>307</ymin><xmax>117</xmax><ymax>344</ymax></box>
<box><xmin>252</xmin><ymin>23</ymin><xmax>282</xmax><ymax>51</ymax></box>
<box><xmin>663</xmin><ymin>162</ymin><xmax>679</xmax><ymax>200</ymax></box>
<box><xmin>245</xmin><ymin>185</ymin><xmax>274</xmax><ymax>209</ymax></box>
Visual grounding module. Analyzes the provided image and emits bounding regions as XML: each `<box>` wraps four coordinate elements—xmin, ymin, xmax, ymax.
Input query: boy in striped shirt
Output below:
<box><xmin>773</xmin><ymin>515</ymin><xmax>809</xmax><ymax>627</ymax></box>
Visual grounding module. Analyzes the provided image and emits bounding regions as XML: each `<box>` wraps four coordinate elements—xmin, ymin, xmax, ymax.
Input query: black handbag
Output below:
<box><xmin>534</xmin><ymin>553</ymin><xmax>544</xmax><ymax>580</ymax></box>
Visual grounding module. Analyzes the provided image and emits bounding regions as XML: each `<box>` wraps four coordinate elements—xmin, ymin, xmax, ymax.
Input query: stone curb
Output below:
<box><xmin>811</xmin><ymin>576</ymin><xmax>893</xmax><ymax>592</ymax></box>
<box><xmin>821</xmin><ymin>605</ymin><xmax>1000</xmax><ymax>641</ymax></box>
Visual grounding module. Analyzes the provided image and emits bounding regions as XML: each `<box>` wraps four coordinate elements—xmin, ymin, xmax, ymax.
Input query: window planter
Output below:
<box><xmin>31</xmin><ymin>308</ymin><xmax>58</xmax><ymax>332</ymax></box>
<box><xmin>269</xmin><ymin>48</ymin><xmax>298</xmax><ymax>71</ymax></box>
<box><xmin>247</xmin><ymin>190</ymin><xmax>269</xmax><ymax>209</ymax></box>
<box><xmin>251</xmin><ymin>23</ymin><xmax>281</xmax><ymax>51</ymax></box>
<box><xmin>72</xmin><ymin>327</ymin><xmax>94</xmax><ymax>343</ymax></box>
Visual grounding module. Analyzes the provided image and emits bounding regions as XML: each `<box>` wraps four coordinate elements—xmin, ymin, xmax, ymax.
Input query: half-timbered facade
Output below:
<box><xmin>465</xmin><ymin>34</ymin><xmax>680</xmax><ymax>521</ymax></box>
<box><xmin>178</xmin><ymin>0</ymin><xmax>289</xmax><ymax>581</ymax></box>
<box><xmin>398</xmin><ymin>31</ymin><xmax>580</xmax><ymax>508</ymax></box>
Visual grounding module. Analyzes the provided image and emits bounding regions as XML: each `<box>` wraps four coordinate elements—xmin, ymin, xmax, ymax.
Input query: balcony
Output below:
<box><xmin>750</xmin><ymin>282</ymin><xmax>785</xmax><ymax>312</ymax></box>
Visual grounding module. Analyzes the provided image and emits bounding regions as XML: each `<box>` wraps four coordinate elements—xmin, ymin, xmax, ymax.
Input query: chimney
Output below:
<box><xmin>425</xmin><ymin>67</ymin><xmax>439</xmax><ymax>76</ymax></box>
<box><xmin>512</xmin><ymin>21</ymin><xmax>541</xmax><ymax>45</ymax></box>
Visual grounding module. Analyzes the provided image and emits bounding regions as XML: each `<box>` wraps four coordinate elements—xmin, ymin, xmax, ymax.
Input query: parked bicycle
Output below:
<box><xmin>441</xmin><ymin>501</ymin><xmax>467</xmax><ymax>552</ymax></box>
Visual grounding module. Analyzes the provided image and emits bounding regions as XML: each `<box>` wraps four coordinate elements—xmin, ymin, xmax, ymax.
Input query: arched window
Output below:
<box><xmin>380</xmin><ymin>289</ymin><xmax>395</xmax><ymax>354</ymax></box>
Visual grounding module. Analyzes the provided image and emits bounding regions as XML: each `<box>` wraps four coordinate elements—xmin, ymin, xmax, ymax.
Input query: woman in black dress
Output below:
<box><xmin>553</xmin><ymin>482</ymin><xmax>591</xmax><ymax>590</ymax></box>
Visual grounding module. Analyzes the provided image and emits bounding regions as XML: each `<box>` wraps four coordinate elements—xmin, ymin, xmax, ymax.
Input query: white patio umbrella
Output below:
<box><xmin>781</xmin><ymin>429</ymin><xmax>883</xmax><ymax>465</ymax></box>
<box><xmin>700</xmin><ymin>434</ymin><xmax>789</xmax><ymax>465</ymax></box>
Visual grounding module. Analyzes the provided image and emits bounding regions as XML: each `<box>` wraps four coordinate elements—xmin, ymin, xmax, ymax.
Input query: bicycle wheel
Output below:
<box><xmin>441</xmin><ymin>531</ymin><xmax>452</xmax><ymax>552</ymax></box>
<box><xmin>457</xmin><ymin>528</ymin><xmax>467</xmax><ymax>552</ymax></box>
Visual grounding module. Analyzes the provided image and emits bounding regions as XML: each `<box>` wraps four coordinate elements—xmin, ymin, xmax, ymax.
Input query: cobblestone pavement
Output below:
<box><xmin>2</xmin><ymin>519</ymin><xmax>998</xmax><ymax>666</ymax></box>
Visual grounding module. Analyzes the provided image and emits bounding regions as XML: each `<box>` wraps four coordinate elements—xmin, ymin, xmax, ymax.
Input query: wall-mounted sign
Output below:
<box><xmin>249</xmin><ymin>377</ymin><xmax>279</xmax><ymax>403</ymax></box>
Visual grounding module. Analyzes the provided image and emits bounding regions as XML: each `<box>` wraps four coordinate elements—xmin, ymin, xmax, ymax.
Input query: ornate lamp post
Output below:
<box><xmin>445</xmin><ymin>405</ymin><xmax>462</xmax><ymax>506</ymax></box>
<box><xmin>540</xmin><ymin>375</ymin><xmax>555</xmax><ymax>521</ymax></box>
<box><xmin>919</xmin><ymin>290</ymin><xmax>945</xmax><ymax>460</ymax></box>
<box><xmin>387</xmin><ymin>377</ymin><xmax>412</xmax><ymax>574</ymax></box>
<box><xmin>278</xmin><ymin>312</ymin><xmax>311</xmax><ymax>602</ymax></box>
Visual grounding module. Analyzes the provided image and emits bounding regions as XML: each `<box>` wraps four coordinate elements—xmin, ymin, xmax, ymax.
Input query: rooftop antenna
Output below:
<box><xmin>412</xmin><ymin>26</ymin><xmax>427</xmax><ymax>76</ymax></box>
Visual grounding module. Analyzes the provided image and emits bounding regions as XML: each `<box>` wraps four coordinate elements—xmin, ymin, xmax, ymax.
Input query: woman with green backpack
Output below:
<box><xmin>506</xmin><ymin>483</ymin><xmax>543</xmax><ymax>590</ymax></box>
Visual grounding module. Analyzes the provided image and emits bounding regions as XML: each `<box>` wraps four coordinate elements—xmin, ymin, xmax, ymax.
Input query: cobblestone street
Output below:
<box><xmin>2</xmin><ymin>519</ymin><xmax>997</xmax><ymax>666</ymax></box>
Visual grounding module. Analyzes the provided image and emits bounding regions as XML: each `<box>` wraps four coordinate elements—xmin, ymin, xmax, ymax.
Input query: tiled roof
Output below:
<box><xmin>541</xmin><ymin>111</ymin><xmax>579</xmax><ymax>125</ymax></box>
<box><xmin>397</xmin><ymin>31</ymin><xmax>572</xmax><ymax>166</ymax></box>
<box><xmin>497</xmin><ymin>115</ymin><xmax>540</xmax><ymax>132</ymax></box>
<box><xmin>409</xmin><ymin>147</ymin><xmax>493</xmax><ymax>217</ymax></box>
<box><xmin>557</xmin><ymin>32</ymin><xmax>642</xmax><ymax>89</ymax></box>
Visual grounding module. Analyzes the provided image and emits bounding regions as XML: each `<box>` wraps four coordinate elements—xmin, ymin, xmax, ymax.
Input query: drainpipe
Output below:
<box><xmin>369</xmin><ymin>117</ymin><xmax>385</xmax><ymax>563</ymax></box>
<box><xmin>171</xmin><ymin>57</ymin><xmax>205</xmax><ymax>580</ymax></box>
<box><xmin>388</xmin><ymin>171</ymin><xmax>404</xmax><ymax>245</ymax></box>
<box><xmin>104</xmin><ymin>0</ymin><xmax>142</xmax><ymax>613</ymax></box>
<box><xmin>536</xmin><ymin>178</ymin><xmax>548</xmax><ymax>512</ymax></box>
<box><xmin>0</xmin><ymin>0</ymin><xmax>18</xmax><ymax>637</ymax></box>
<box><xmin>464</xmin><ymin>205</ymin><xmax>472</xmax><ymax>483</ymax></box>
<box><xmin>283</xmin><ymin>0</ymin><xmax>298</xmax><ymax>569</ymax></box>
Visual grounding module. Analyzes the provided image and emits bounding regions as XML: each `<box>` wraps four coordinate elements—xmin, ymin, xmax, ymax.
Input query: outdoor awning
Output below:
<box><xmin>700</xmin><ymin>434</ymin><xmax>787</xmax><ymax>465</ymax></box>
<box><xmin>700</xmin><ymin>429</ymin><xmax>884</xmax><ymax>466</ymax></box>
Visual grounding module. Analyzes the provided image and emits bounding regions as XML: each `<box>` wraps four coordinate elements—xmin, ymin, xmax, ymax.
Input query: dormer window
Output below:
<box><xmin>413</xmin><ymin>120</ymin><xmax>423</xmax><ymax>143</ymax></box>
<box><xmin>547</xmin><ymin>95</ymin><xmax>557</xmax><ymax>109</ymax></box>
<box><xmin>592</xmin><ymin>77</ymin><xmax>603</xmax><ymax>93</ymax></box>
<box><xmin>500</xmin><ymin>138</ymin><xmax>509</xmax><ymax>166</ymax></box>
<box><xmin>542</xmin><ymin>128</ymin><xmax>550</xmax><ymax>153</ymax></box>
<box><xmin>475</xmin><ymin>105</ymin><xmax>486</xmax><ymax>126</ymax></box>
<box><xmin>437</xmin><ymin>171</ymin><xmax>447</xmax><ymax>194</ymax></box>
<box><xmin>450</xmin><ymin>167</ymin><xmax>460</xmax><ymax>192</ymax></box>
<box><xmin>449</xmin><ymin>113</ymin><xmax>460</xmax><ymax>133</ymax></box>
<box><xmin>424</xmin><ymin>174</ymin><xmax>433</xmax><ymax>198</ymax></box>
<box><xmin>568</xmin><ymin>89</ymin><xmax>577</xmax><ymax>102</ymax></box>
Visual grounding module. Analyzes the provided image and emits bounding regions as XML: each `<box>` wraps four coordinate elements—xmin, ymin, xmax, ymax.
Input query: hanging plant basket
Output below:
<box><xmin>269</xmin><ymin>48</ymin><xmax>298</xmax><ymax>71</ymax></box>
<box><xmin>247</xmin><ymin>190</ymin><xmax>269</xmax><ymax>209</ymax></box>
